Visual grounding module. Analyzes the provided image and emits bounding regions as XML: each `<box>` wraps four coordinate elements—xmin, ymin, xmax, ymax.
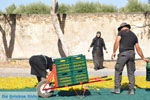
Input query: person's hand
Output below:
<box><xmin>88</xmin><ymin>48</ymin><xmax>90</xmax><ymax>52</ymax></box>
<box><xmin>111</xmin><ymin>53</ymin><xmax>116</xmax><ymax>60</ymax></box>
<box><xmin>106</xmin><ymin>50</ymin><xmax>108</xmax><ymax>53</ymax></box>
<box><xmin>47</xmin><ymin>71</ymin><xmax>51</xmax><ymax>76</ymax></box>
<box><xmin>143</xmin><ymin>58</ymin><xmax>150</xmax><ymax>62</ymax></box>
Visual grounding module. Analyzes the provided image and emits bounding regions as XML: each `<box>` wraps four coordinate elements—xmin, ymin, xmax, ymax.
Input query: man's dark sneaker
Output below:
<box><xmin>98</xmin><ymin>67</ymin><xmax>105</xmax><ymax>69</ymax></box>
<box><xmin>94</xmin><ymin>68</ymin><xmax>99</xmax><ymax>71</ymax></box>
<box><xmin>111</xmin><ymin>88</ymin><xmax>121</xmax><ymax>94</ymax></box>
<box><xmin>128</xmin><ymin>89</ymin><xmax>135</xmax><ymax>95</ymax></box>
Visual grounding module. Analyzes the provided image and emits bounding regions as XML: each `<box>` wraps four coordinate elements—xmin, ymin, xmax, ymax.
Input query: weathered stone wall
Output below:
<box><xmin>0</xmin><ymin>13</ymin><xmax>150</xmax><ymax>60</ymax></box>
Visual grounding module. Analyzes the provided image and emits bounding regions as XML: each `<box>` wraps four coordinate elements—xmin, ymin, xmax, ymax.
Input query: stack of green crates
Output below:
<box><xmin>54</xmin><ymin>54</ymin><xmax>89</xmax><ymax>87</ymax></box>
<box><xmin>54</xmin><ymin>57</ymin><xmax>73</xmax><ymax>87</ymax></box>
<box><xmin>71</xmin><ymin>55</ymin><xmax>89</xmax><ymax>84</ymax></box>
<box><xmin>146</xmin><ymin>58</ymin><xmax>150</xmax><ymax>81</ymax></box>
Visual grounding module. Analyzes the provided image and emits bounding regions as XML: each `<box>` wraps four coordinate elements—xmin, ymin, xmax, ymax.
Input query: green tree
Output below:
<box><xmin>99</xmin><ymin>4</ymin><xmax>117</xmax><ymax>12</ymax></box>
<box><xmin>142</xmin><ymin>3</ymin><xmax>150</xmax><ymax>12</ymax></box>
<box><xmin>25</xmin><ymin>2</ymin><xmax>50</xmax><ymax>14</ymax></box>
<box><xmin>57</xmin><ymin>3</ymin><xmax>70</xmax><ymax>13</ymax></box>
<box><xmin>71</xmin><ymin>1</ymin><xmax>98</xmax><ymax>13</ymax></box>
<box><xmin>14</xmin><ymin>2</ymin><xmax>50</xmax><ymax>14</ymax></box>
<box><xmin>5</xmin><ymin>4</ymin><xmax>16</xmax><ymax>14</ymax></box>
<box><xmin>120</xmin><ymin>0</ymin><xmax>150</xmax><ymax>12</ymax></box>
<box><xmin>13</xmin><ymin>5</ymin><xmax>26</xmax><ymax>14</ymax></box>
<box><xmin>1</xmin><ymin>1</ymin><xmax>118</xmax><ymax>14</ymax></box>
<box><xmin>71</xmin><ymin>1</ymin><xmax>117</xmax><ymax>13</ymax></box>
<box><xmin>4</xmin><ymin>0</ymin><xmax>150</xmax><ymax>14</ymax></box>
<box><xmin>0</xmin><ymin>10</ymin><xmax>3</xmax><ymax>14</ymax></box>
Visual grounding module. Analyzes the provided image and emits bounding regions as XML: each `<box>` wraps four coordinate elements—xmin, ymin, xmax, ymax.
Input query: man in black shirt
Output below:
<box><xmin>111</xmin><ymin>23</ymin><xmax>150</xmax><ymax>94</ymax></box>
<box><xmin>88</xmin><ymin>31</ymin><xmax>108</xmax><ymax>70</ymax></box>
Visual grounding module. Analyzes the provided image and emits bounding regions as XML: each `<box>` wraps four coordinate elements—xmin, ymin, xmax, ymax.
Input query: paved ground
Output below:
<box><xmin>0</xmin><ymin>66</ymin><xmax>146</xmax><ymax>77</ymax></box>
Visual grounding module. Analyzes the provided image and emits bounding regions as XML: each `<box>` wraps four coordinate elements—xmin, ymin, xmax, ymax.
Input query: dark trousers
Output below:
<box><xmin>115</xmin><ymin>50</ymin><xmax>135</xmax><ymax>90</ymax></box>
<box><xmin>92</xmin><ymin>49</ymin><xmax>104</xmax><ymax>69</ymax></box>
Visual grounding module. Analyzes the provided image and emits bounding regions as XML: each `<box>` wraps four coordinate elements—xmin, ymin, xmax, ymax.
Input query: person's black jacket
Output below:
<box><xmin>90</xmin><ymin>37</ymin><xmax>106</xmax><ymax>56</ymax></box>
<box><xmin>90</xmin><ymin>37</ymin><xmax>106</xmax><ymax>49</ymax></box>
<box><xmin>29</xmin><ymin>55</ymin><xmax>53</xmax><ymax>77</ymax></box>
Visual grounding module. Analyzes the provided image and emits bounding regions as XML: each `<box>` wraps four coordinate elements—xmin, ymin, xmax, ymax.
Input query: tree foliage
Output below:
<box><xmin>57</xmin><ymin>3</ymin><xmax>71</xmax><ymax>13</ymax></box>
<box><xmin>0</xmin><ymin>10</ymin><xmax>3</xmax><ymax>14</ymax></box>
<box><xmin>0</xmin><ymin>0</ymin><xmax>150</xmax><ymax>14</ymax></box>
<box><xmin>71</xmin><ymin>1</ymin><xmax>117</xmax><ymax>13</ymax></box>
<box><xmin>14</xmin><ymin>2</ymin><xmax>50</xmax><ymax>14</ymax></box>
<box><xmin>120</xmin><ymin>0</ymin><xmax>150</xmax><ymax>12</ymax></box>
<box><xmin>5</xmin><ymin>4</ymin><xmax>16</xmax><ymax>14</ymax></box>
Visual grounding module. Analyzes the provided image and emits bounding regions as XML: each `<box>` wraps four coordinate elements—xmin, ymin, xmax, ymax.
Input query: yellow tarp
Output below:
<box><xmin>0</xmin><ymin>76</ymin><xmax>150</xmax><ymax>90</ymax></box>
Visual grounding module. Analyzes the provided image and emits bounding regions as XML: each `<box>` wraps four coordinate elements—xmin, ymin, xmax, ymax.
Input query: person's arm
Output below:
<box><xmin>102</xmin><ymin>39</ymin><xmax>108</xmax><ymax>53</ymax></box>
<box><xmin>111</xmin><ymin>36</ymin><xmax>121</xmax><ymax>59</ymax></box>
<box><xmin>88</xmin><ymin>39</ymin><xmax>95</xmax><ymax>52</ymax></box>
<box><xmin>135</xmin><ymin>43</ymin><xmax>150</xmax><ymax>62</ymax></box>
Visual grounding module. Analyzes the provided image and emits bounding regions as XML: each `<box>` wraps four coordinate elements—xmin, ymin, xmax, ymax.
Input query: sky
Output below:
<box><xmin>0</xmin><ymin>0</ymin><xmax>149</xmax><ymax>11</ymax></box>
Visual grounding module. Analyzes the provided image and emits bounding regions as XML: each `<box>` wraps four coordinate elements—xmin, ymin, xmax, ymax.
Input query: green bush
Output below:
<box><xmin>0</xmin><ymin>10</ymin><xmax>3</xmax><ymax>14</ymax></box>
<box><xmin>120</xmin><ymin>0</ymin><xmax>150</xmax><ymax>12</ymax></box>
<box><xmin>14</xmin><ymin>2</ymin><xmax>50</xmax><ymax>14</ymax></box>
<box><xmin>25</xmin><ymin>2</ymin><xmax>50</xmax><ymax>14</ymax></box>
<box><xmin>142</xmin><ymin>3</ymin><xmax>150</xmax><ymax>12</ymax></box>
<box><xmin>71</xmin><ymin>1</ymin><xmax>98</xmax><ymax>13</ymax></box>
<box><xmin>71</xmin><ymin>1</ymin><xmax>117</xmax><ymax>13</ymax></box>
<box><xmin>99</xmin><ymin>4</ymin><xmax>117</xmax><ymax>12</ymax></box>
<box><xmin>1</xmin><ymin>0</ymin><xmax>150</xmax><ymax>14</ymax></box>
<box><xmin>13</xmin><ymin>5</ymin><xmax>26</xmax><ymax>14</ymax></box>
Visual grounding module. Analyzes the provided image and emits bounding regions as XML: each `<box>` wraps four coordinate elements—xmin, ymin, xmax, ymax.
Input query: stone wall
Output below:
<box><xmin>0</xmin><ymin>13</ymin><xmax>150</xmax><ymax>60</ymax></box>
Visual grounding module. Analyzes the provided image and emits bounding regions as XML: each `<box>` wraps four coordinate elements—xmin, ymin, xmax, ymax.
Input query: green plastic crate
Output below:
<box><xmin>146</xmin><ymin>59</ymin><xmax>150</xmax><ymax>81</ymax></box>
<box><xmin>57</xmin><ymin>63</ymin><xmax>70</xmax><ymax>68</ymax></box>
<box><xmin>56</xmin><ymin>68</ymin><xmax>71</xmax><ymax>73</ymax></box>
<box><xmin>58</xmin><ymin>82</ymin><xmax>73</xmax><ymax>87</ymax></box>
<box><xmin>59</xmin><ymin>76</ymin><xmax>72</xmax><ymax>81</ymax></box>
<box><xmin>72</xmin><ymin>63</ymin><xmax>87</xmax><ymax>70</ymax></box>
<box><xmin>57</xmin><ymin>72</ymin><xmax>74</xmax><ymax>86</ymax></box>
<box><xmin>57</xmin><ymin>71</ymin><xmax>72</xmax><ymax>77</ymax></box>
<box><xmin>72</xmin><ymin>66</ymin><xmax>86</xmax><ymax>70</ymax></box>
<box><xmin>72</xmin><ymin>68</ymin><xmax>88</xmax><ymax>75</ymax></box>
<box><xmin>54</xmin><ymin>57</ymin><xmax>71</xmax><ymax>64</ymax></box>
<box><xmin>74</xmin><ymin>73</ymin><xmax>88</xmax><ymax>78</ymax></box>
<box><xmin>73</xmin><ymin>63</ymin><xmax>86</xmax><ymax>67</ymax></box>
<box><xmin>54</xmin><ymin>57</ymin><xmax>72</xmax><ymax>74</ymax></box>
<box><xmin>72</xmin><ymin>61</ymin><xmax>85</xmax><ymax>65</ymax></box>
<box><xmin>54</xmin><ymin>56</ymin><xmax>72</xmax><ymax>87</ymax></box>
<box><xmin>71</xmin><ymin>54</ymin><xmax>87</xmax><ymax>71</ymax></box>
<box><xmin>58</xmin><ymin>79</ymin><xmax>73</xmax><ymax>84</ymax></box>
<box><xmin>72</xmin><ymin>68</ymin><xmax>89</xmax><ymax>84</ymax></box>
<box><xmin>58</xmin><ymin>79</ymin><xmax>73</xmax><ymax>86</ymax></box>
<box><xmin>70</xmin><ymin>54</ymin><xmax>86</xmax><ymax>62</ymax></box>
<box><xmin>146</xmin><ymin>76</ymin><xmax>150</xmax><ymax>81</ymax></box>
<box><xmin>147</xmin><ymin>61</ymin><xmax>150</xmax><ymax>68</ymax></box>
<box><xmin>56</xmin><ymin>64</ymin><xmax>72</xmax><ymax>73</ymax></box>
<box><xmin>54</xmin><ymin>54</ymin><xmax>89</xmax><ymax>87</ymax></box>
<box><xmin>73</xmin><ymin>77</ymin><xmax>89</xmax><ymax>84</ymax></box>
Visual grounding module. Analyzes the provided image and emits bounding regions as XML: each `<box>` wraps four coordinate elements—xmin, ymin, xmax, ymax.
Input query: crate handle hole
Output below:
<box><xmin>78</xmin><ymin>70</ymin><xmax>83</xmax><ymax>72</ymax></box>
<box><xmin>62</xmin><ymin>73</ymin><xmax>67</xmax><ymax>75</ymax></box>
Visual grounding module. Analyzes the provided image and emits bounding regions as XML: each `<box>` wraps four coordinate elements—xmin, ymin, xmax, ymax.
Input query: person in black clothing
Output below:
<box><xmin>29</xmin><ymin>55</ymin><xmax>53</xmax><ymax>83</ymax></box>
<box><xmin>88</xmin><ymin>31</ymin><xmax>108</xmax><ymax>70</ymax></box>
<box><xmin>111</xmin><ymin>23</ymin><xmax>150</xmax><ymax>94</ymax></box>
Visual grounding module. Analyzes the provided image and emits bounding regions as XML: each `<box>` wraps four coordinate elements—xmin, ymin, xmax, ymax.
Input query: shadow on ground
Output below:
<box><xmin>58</xmin><ymin>89</ymin><xmax>91</xmax><ymax>96</ymax></box>
<box><xmin>1</xmin><ymin>87</ymin><xmax>150</xmax><ymax>100</ymax></box>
